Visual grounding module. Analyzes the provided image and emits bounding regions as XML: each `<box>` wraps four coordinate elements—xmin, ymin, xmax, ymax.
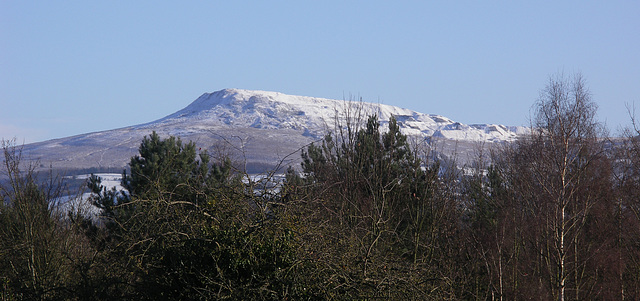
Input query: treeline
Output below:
<box><xmin>2</xmin><ymin>74</ymin><xmax>640</xmax><ymax>300</ymax></box>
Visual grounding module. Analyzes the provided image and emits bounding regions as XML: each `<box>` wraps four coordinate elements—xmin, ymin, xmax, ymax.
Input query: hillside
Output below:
<box><xmin>19</xmin><ymin>89</ymin><xmax>527</xmax><ymax>173</ymax></box>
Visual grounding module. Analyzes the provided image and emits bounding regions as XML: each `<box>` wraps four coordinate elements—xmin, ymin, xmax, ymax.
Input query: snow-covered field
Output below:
<box><xmin>57</xmin><ymin>173</ymin><xmax>124</xmax><ymax>218</ymax></box>
<box><xmin>72</xmin><ymin>173</ymin><xmax>124</xmax><ymax>191</ymax></box>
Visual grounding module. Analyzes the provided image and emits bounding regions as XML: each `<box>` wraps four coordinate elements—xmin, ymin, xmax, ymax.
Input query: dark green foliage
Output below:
<box><xmin>294</xmin><ymin>115</ymin><xmax>465</xmax><ymax>298</ymax></box>
<box><xmin>123</xmin><ymin>131</ymin><xmax>234</xmax><ymax>204</ymax></box>
<box><xmin>84</xmin><ymin>132</ymin><xmax>299</xmax><ymax>300</ymax></box>
<box><xmin>466</xmin><ymin>165</ymin><xmax>503</xmax><ymax>232</ymax></box>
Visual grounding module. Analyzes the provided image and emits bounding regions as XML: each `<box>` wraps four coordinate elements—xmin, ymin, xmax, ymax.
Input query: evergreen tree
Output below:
<box><xmin>123</xmin><ymin>131</ymin><xmax>232</xmax><ymax>204</ymax></box>
<box><xmin>88</xmin><ymin>132</ymin><xmax>298</xmax><ymax>300</ymax></box>
<box><xmin>294</xmin><ymin>114</ymin><xmax>457</xmax><ymax>298</ymax></box>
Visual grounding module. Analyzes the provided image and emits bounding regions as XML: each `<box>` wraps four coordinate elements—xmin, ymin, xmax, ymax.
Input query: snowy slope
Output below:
<box><xmin>20</xmin><ymin>89</ymin><xmax>527</xmax><ymax>172</ymax></box>
<box><xmin>143</xmin><ymin>88</ymin><xmax>526</xmax><ymax>142</ymax></box>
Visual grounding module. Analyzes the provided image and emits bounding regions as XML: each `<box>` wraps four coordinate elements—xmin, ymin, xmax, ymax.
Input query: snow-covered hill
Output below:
<box><xmin>145</xmin><ymin>89</ymin><xmax>526</xmax><ymax>142</ymax></box>
<box><xmin>20</xmin><ymin>89</ymin><xmax>527</xmax><ymax>173</ymax></box>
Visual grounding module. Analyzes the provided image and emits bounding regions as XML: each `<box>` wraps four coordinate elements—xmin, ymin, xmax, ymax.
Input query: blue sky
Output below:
<box><xmin>1</xmin><ymin>1</ymin><xmax>639</xmax><ymax>143</ymax></box>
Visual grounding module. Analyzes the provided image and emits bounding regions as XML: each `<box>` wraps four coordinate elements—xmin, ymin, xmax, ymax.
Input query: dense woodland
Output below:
<box><xmin>2</xmin><ymin>74</ymin><xmax>640</xmax><ymax>300</ymax></box>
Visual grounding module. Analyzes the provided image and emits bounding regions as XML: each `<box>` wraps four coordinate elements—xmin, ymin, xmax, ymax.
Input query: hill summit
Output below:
<box><xmin>149</xmin><ymin>88</ymin><xmax>526</xmax><ymax>141</ymax></box>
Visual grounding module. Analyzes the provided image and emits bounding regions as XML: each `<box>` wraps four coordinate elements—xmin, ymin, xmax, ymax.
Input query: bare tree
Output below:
<box><xmin>502</xmin><ymin>73</ymin><xmax>612</xmax><ymax>300</ymax></box>
<box><xmin>0</xmin><ymin>139</ymin><xmax>70</xmax><ymax>299</ymax></box>
<box><xmin>613</xmin><ymin>103</ymin><xmax>640</xmax><ymax>300</ymax></box>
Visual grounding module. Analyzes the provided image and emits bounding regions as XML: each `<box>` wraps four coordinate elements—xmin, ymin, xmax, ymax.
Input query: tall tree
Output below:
<box><xmin>499</xmin><ymin>73</ymin><xmax>614</xmax><ymax>300</ymax></box>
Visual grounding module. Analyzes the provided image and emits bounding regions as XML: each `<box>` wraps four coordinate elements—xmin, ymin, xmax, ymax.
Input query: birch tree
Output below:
<box><xmin>506</xmin><ymin>73</ymin><xmax>610</xmax><ymax>300</ymax></box>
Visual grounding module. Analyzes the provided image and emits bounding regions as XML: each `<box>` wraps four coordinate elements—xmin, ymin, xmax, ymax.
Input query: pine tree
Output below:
<box><xmin>87</xmin><ymin>132</ymin><xmax>299</xmax><ymax>300</ymax></box>
<box><xmin>294</xmin><ymin>114</ymin><xmax>456</xmax><ymax>298</ymax></box>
